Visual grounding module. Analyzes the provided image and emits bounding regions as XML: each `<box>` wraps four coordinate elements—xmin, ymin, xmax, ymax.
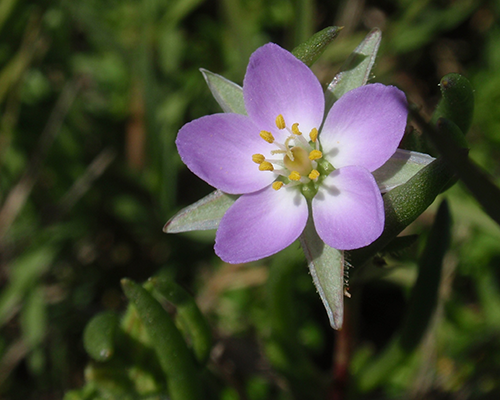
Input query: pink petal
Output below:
<box><xmin>320</xmin><ymin>84</ymin><xmax>408</xmax><ymax>172</ymax></box>
<box><xmin>215</xmin><ymin>185</ymin><xmax>308</xmax><ymax>263</ymax></box>
<box><xmin>176</xmin><ymin>113</ymin><xmax>275</xmax><ymax>194</ymax></box>
<box><xmin>243</xmin><ymin>43</ymin><xmax>324</xmax><ymax>141</ymax></box>
<box><xmin>312</xmin><ymin>166</ymin><xmax>384</xmax><ymax>250</ymax></box>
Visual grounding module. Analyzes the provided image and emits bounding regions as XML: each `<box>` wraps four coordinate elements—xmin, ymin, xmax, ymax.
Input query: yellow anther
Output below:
<box><xmin>292</xmin><ymin>123</ymin><xmax>302</xmax><ymax>135</ymax></box>
<box><xmin>259</xmin><ymin>161</ymin><xmax>274</xmax><ymax>171</ymax></box>
<box><xmin>308</xmin><ymin>169</ymin><xmax>320</xmax><ymax>180</ymax></box>
<box><xmin>260</xmin><ymin>130</ymin><xmax>275</xmax><ymax>143</ymax></box>
<box><xmin>309</xmin><ymin>128</ymin><xmax>318</xmax><ymax>142</ymax></box>
<box><xmin>272</xmin><ymin>181</ymin><xmax>284</xmax><ymax>191</ymax></box>
<box><xmin>252</xmin><ymin>154</ymin><xmax>265</xmax><ymax>164</ymax></box>
<box><xmin>288</xmin><ymin>171</ymin><xmax>301</xmax><ymax>181</ymax></box>
<box><xmin>309</xmin><ymin>150</ymin><xmax>322</xmax><ymax>160</ymax></box>
<box><xmin>275</xmin><ymin>114</ymin><xmax>286</xmax><ymax>130</ymax></box>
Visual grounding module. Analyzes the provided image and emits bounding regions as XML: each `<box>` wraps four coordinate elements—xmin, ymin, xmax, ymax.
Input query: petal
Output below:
<box><xmin>312</xmin><ymin>166</ymin><xmax>384</xmax><ymax>250</ymax></box>
<box><xmin>243</xmin><ymin>43</ymin><xmax>324</xmax><ymax>140</ymax></box>
<box><xmin>215</xmin><ymin>185</ymin><xmax>308</xmax><ymax>263</ymax></box>
<box><xmin>320</xmin><ymin>84</ymin><xmax>408</xmax><ymax>172</ymax></box>
<box><xmin>176</xmin><ymin>113</ymin><xmax>276</xmax><ymax>194</ymax></box>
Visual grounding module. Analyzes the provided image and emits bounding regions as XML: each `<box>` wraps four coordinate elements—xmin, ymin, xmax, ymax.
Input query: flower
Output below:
<box><xmin>176</xmin><ymin>43</ymin><xmax>408</xmax><ymax>264</ymax></box>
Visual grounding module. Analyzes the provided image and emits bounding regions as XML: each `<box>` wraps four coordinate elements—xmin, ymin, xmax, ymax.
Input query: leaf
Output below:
<box><xmin>150</xmin><ymin>277</ymin><xmax>212</xmax><ymax>364</ymax></box>
<box><xmin>430</xmin><ymin>73</ymin><xmax>475</xmax><ymax>135</ymax></box>
<box><xmin>299</xmin><ymin>217</ymin><xmax>344</xmax><ymax>330</ymax></box>
<box><xmin>357</xmin><ymin>200</ymin><xmax>451</xmax><ymax>391</ymax></box>
<box><xmin>200</xmin><ymin>68</ymin><xmax>246</xmax><ymax>114</ymax></box>
<box><xmin>292</xmin><ymin>26</ymin><xmax>343</xmax><ymax>66</ymax></box>
<box><xmin>83</xmin><ymin>311</ymin><xmax>119</xmax><ymax>362</ymax></box>
<box><xmin>372</xmin><ymin>149</ymin><xmax>435</xmax><ymax>192</ymax></box>
<box><xmin>325</xmin><ymin>28</ymin><xmax>382</xmax><ymax>110</ymax></box>
<box><xmin>121</xmin><ymin>278</ymin><xmax>202</xmax><ymax>400</ymax></box>
<box><xmin>400</xmin><ymin>200</ymin><xmax>451</xmax><ymax>351</ymax></box>
<box><xmin>420</xmin><ymin>115</ymin><xmax>500</xmax><ymax>227</ymax></box>
<box><xmin>0</xmin><ymin>247</ymin><xmax>56</xmax><ymax>326</ymax></box>
<box><xmin>164</xmin><ymin>190</ymin><xmax>237</xmax><ymax>233</ymax></box>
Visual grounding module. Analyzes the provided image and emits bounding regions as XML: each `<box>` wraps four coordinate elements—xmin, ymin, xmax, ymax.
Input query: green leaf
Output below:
<box><xmin>357</xmin><ymin>201</ymin><xmax>451</xmax><ymax>392</ymax></box>
<box><xmin>121</xmin><ymin>278</ymin><xmax>202</xmax><ymax>400</ymax></box>
<box><xmin>83</xmin><ymin>311</ymin><xmax>119</xmax><ymax>362</ymax></box>
<box><xmin>415</xmin><ymin>106</ymin><xmax>500</xmax><ymax>227</ymax></box>
<box><xmin>150</xmin><ymin>277</ymin><xmax>212</xmax><ymax>364</ymax></box>
<box><xmin>200</xmin><ymin>69</ymin><xmax>246</xmax><ymax>114</ymax></box>
<box><xmin>372</xmin><ymin>149</ymin><xmax>435</xmax><ymax>193</ymax></box>
<box><xmin>325</xmin><ymin>28</ymin><xmax>382</xmax><ymax>110</ymax></box>
<box><xmin>431</xmin><ymin>73</ymin><xmax>474</xmax><ymax>135</ymax></box>
<box><xmin>0</xmin><ymin>247</ymin><xmax>56</xmax><ymax>326</ymax></box>
<box><xmin>299</xmin><ymin>217</ymin><xmax>345</xmax><ymax>330</ymax></box>
<box><xmin>292</xmin><ymin>26</ymin><xmax>343</xmax><ymax>66</ymax></box>
<box><xmin>164</xmin><ymin>190</ymin><xmax>237</xmax><ymax>233</ymax></box>
<box><xmin>400</xmin><ymin>200</ymin><xmax>451</xmax><ymax>351</ymax></box>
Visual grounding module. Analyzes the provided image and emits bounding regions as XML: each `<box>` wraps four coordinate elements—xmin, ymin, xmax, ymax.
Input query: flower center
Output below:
<box><xmin>252</xmin><ymin>114</ymin><xmax>328</xmax><ymax>196</ymax></box>
<box><xmin>283</xmin><ymin>147</ymin><xmax>311</xmax><ymax>176</ymax></box>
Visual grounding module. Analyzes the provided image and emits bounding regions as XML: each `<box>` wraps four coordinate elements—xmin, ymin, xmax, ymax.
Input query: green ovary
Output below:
<box><xmin>283</xmin><ymin>147</ymin><xmax>312</xmax><ymax>176</ymax></box>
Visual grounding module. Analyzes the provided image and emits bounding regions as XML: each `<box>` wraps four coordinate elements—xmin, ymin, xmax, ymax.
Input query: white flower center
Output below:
<box><xmin>252</xmin><ymin>114</ymin><xmax>323</xmax><ymax>191</ymax></box>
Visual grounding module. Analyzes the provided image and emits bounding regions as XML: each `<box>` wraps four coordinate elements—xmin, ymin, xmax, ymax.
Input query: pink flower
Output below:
<box><xmin>176</xmin><ymin>43</ymin><xmax>408</xmax><ymax>264</ymax></box>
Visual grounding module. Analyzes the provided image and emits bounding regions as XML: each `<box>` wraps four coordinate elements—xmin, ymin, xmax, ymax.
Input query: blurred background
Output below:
<box><xmin>1</xmin><ymin>0</ymin><xmax>500</xmax><ymax>399</ymax></box>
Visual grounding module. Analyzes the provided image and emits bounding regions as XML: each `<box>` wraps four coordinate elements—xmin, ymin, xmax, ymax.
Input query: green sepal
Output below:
<box><xmin>291</xmin><ymin>26</ymin><xmax>343</xmax><ymax>66</ymax></box>
<box><xmin>83</xmin><ymin>311</ymin><xmax>120</xmax><ymax>362</ymax></box>
<box><xmin>164</xmin><ymin>190</ymin><xmax>237</xmax><ymax>233</ymax></box>
<box><xmin>325</xmin><ymin>28</ymin><xmax>382</xmax><ymax>110</ymax></box>
<box><xmin>373</xmin><ymin>149</ymin><xmax>435</xmax><ymax>193</ymax></box>
<box><xmin>200</xmin><ymin>26</ymin><xmax>342</xmax><ymax>117</ymax></box>
<box><xmin>299</xmin><ymin>216</ymin><xmax>345</xmax><ymax>329</ymax></box>
<box><xmin>431</xmin><ymin>73</ymin><xmax>474</xmax><ymax>135</ymax></box>
<box><xmin>200</xmin><ymin>69</ymin><xmax>246</xmax><ymax>115</ymax></box>
<box><xmin>149</xmin><ymin>277</ymin><xmax>212</xmax><ymax>364</ymax></box>
<box><xmin>349</xmin><ymin>156</ymin><xmax>454</xmax><ymax>267</ymax></box>
<box><xmin>121</xmin><ymin>278</ymin><xmax>203</xmax><ymax>400</ymax></box>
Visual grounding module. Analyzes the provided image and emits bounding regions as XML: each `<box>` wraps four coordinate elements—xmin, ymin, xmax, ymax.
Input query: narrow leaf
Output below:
<box><xmin>150</xmin><ymin>277</ymin><xmax>212</xmax><ymax>364</ymax></box>
<box><xmin>292</xmin><ymin>26</ymin><xmax>343</xmax><ymax>67</ymax></box>
<box><xmin>121</xmin><ymin>279</ymin><xmax>202</xmax><ymax>400</ymax></box>
<box><xmin>325</xmin><ymin>28</ymin><xmax>382</xmax><ymax>110</ymax></box>
<box><xmin>300</xmin><ymin>217</ymin><xmax>344</xmax><ymax>329</ymax></box>
<box><xmin>164</xmin><ymin>190</ymin><xmax>237</xmax><ymax>233</ymax></box>
<box><xmin>357</xmin><ymin>201</ymin><xmax>451</xmax><ymax>392</ymax></box>
<box><xmin>83</xmin><ymin>311</ymin><xmax>119</xmax><ymax>362</ymax></box>
<box><xmin>431</xmin><ymin>73</ymin><xmax>474</xmax><ymax>135</ymax></box>
<box><xmin>373</xmin><ymin>149</ymin><xmax>435</xmax><ymax>192</ymax></box>
<box><xmin>400</xmin><ymin>200</ymin><xmax>451</xmax><ymax>351</ymax></box>
<box><xmin>421</xmin><ymin>115</ymin><xmax>500</xmax><ymax>227</ymax></box>
<box><xmin>200</xmin><ymin>68</ymin><xmax>246</xmax><ymax>115</ymax></box>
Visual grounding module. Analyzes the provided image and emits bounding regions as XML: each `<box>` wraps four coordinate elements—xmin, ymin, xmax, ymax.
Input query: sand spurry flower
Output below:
<box><xmin>176</xmin><ymin>43</ymin><xmax>408</xmax><ymax>264</ymax></box>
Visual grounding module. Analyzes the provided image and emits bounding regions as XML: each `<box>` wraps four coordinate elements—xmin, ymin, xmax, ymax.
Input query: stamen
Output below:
<box><xmin>292</xmin><ymin>123</ymin><xmax>302</xmax><ymax>135</ymax></box>
<box><xmin>260</xmin><ymin>130</ymin><xmax>275</xmax><ymax>143</ymax></box>
<box><xmin>309</xmin><ymin>150</ymin><xmax>322</xmax><ymax>160</ymax></box>
<box><xmin>308</xmin><ymin>169</ymin><xmax>320</xmax><ymax>180</ymax></box>
<box><xmin>259</xmin><ymin>161</ymin><xmax>274</xmax><ymax>171</ymax></box>
<box><xmin>272</xmin><ymin>181</ymin><xmax>284</xmax><ymax>191</ymax></box>
<box><xmin>275</xmin><ymin>114</ymin><xmax>286</xmax><ymax>130</ymax></box>
<box><xmin>288</xmin><ymin>171</ymin><xmax>301</xmax><ymax>181</ymax></box>
<box><xmin>309</xmin><ymin>128</ymin><xmax>318</xmax><ymax>143</ymax></box>
<box><xmin>252</xmin><ymin>154</ymin><xmax>265</xmax><ymax>164</ymax></box>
